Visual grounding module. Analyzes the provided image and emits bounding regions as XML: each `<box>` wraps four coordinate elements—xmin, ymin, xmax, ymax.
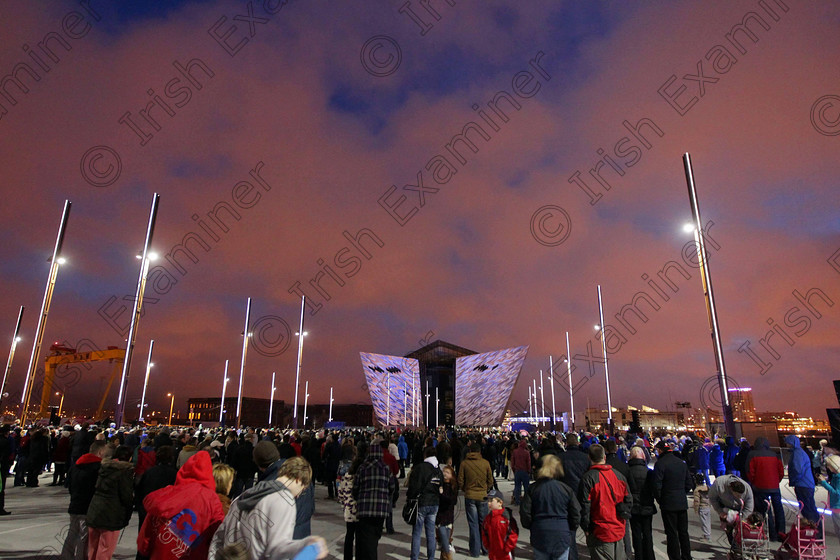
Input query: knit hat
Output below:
<box><xmin>253</xmin><ymin>440</ymin><xmax>280</xmax><ymax>469</ymax></box>
<box><xmin>486</xmin><ymin>489</ymin><xmax>504</xmax><ymax>502</ymax></box>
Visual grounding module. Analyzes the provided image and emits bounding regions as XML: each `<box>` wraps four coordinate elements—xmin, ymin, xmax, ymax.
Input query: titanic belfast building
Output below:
<box><xmin>360</xmin><ymin>340</ymin><xmax>528</xmax><ymax>428</ymax></box>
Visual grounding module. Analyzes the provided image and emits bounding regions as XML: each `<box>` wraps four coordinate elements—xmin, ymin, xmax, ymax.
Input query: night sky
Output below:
<box><xmin>1</xmin><ymin>0</ymin><xmax>838</xmax><ymax>422</ymax></box>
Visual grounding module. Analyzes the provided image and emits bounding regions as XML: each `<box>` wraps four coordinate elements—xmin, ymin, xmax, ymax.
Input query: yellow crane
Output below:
<box><xmin>41</xmin><ymin>344</ymin><xmax>125</xmax><ymax>420</ymax></box>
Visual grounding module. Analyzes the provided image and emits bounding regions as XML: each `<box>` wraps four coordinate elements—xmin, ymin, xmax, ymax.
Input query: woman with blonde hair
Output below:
<box><xmin>213</xmin><ymin>463</ymin><xmax>235</xmax><ymax>515</ymax></box>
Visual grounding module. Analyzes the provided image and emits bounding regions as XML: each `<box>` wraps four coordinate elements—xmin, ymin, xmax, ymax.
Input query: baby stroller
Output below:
<box><xmin>728</xmin><ymin>509</ymin><xmax>771</xmax><ymax>560</ymax></box>
<box><xmin>778</xmin><ymin>501</ymin><xmax>826</xmax><ymax>560</ymax></box>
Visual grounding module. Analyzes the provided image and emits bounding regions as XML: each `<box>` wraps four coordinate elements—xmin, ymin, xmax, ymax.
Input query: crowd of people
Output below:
<box><xmin>0</xmin><ymin>421</ymin><xmax>837</xmax><ymax>560</ymax></box>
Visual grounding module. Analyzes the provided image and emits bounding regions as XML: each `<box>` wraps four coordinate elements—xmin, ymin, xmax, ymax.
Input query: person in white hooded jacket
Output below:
<box><xmin>209</xmin><ymin>456</ymin><xmax>328</xmax><ymax>560</ymax></box>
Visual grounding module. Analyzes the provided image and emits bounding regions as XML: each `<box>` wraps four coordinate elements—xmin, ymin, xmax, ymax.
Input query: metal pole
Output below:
<box><xmin>21</xmin><ymin>200</ymin><xmax>71</xmax><ymax>424</ymax></box>
<box><xmin>138</xmin><ymin>339</ymin><xmax>154</xmax><ymax>422</ymax></box>
<box><xmin>235</xmin><ymin>297</ymin><xmax>251</xmax><ymax>430</ymax></box>
<box><xmin>533</xmin><ymin>379</ymin><xmax>538</xmax><ymax>425</ymax></box>
<box><xmin>403</xmin><ymin>383</ymin><xmax>407</xmax><ymax>427</ymax></box>
<box><xmin>386</xmin><ymin>373</ymin><xmax>390</xmax><ymax>426</ymax></box>
<box><xmin>167</xmin><ymin>393</ymin><xmax>174</xmax><ymax>426</ymax></box>
<box><xmin>302</xmin><ymin>380</ymin><xmax>309</xmax><ymax>427</ymax></box>
<box><xmin>219</xmin><ymin>360</ymin><xmax>229</xmax><ymax>425</ymax></box>
<box><xmin>57</xmin><ymin>391</ymin><xmax>64</xmax><ymax>418</ymax></box>
<box><xmin>566</xmin><ymin>332</ymin><xmax>575</xmax><ymax>430</ymax></box>
<box><xmin>682</xmin><ymin>152</ymin><xmax>736</xmax><ymax>436</ymax></box>
<box><xmin>0</xmin><ymin>306</ymin><xmax>24</xmax><ymax>411</ymax></box>
<box><xmin>539</xmin><ymin>369</ymin><xmax>545</xmax><ymax>423</ymax></box>
<box><xmin>435</xmin><ymin>386</ymin><xmax>439</xmax><ymax>428</ymax></box>
<box><xmin>549</xmin><ymin>356</ymin><xmax>556</xmax><ymax>429</ymax></box>
<box><xmin>528</xmin><ymin>387</ymin><xmax>532</xmax><ymax>418</ymax></box>
<box><xmin>425</xmin><ymin>380</ymin><xmax>430</xmax><ymax>429</ymax></box>
<box><xmin>597</xmin><ymin>285</ymin><xmax>613</xmax><ymax>433</ymax></box>
<box><xmin>268</xmin><ymin>371</ymin><xmax>276</xmax><ymax>426</ymax></box>
<box><xmin>114</xmin><ymin>194</ymin><xmax>159</xmax><ymax>427</ymax></box>
<box><xmin>328</xmin><ymin>387</ymin><xmax>333</xmax><ymax>422</ymax></box>
<box><xmin>293</xmin><ymin>296</ymin><xmax>306</xmax><ymax>428</ymax></box>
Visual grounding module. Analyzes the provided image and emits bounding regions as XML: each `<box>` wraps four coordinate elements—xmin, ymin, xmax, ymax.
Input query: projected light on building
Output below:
<box><xmin>455</xmin><ymin>346</ymin><xmax>529</xmax><ymax>426</ymax></box>
<box><xmin>360</xmin><ymin>352</ymin><xmax>420</xmax><ymax>426</ymax></box>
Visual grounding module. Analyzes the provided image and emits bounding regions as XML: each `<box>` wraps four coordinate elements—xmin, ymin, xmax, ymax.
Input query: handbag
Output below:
<box><xmin>402</xmin><ymin>497</ymin><xmax>418</xmax><ymax>525</ymax></box>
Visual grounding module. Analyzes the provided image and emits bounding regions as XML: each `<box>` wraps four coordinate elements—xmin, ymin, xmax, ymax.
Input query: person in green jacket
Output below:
<box><xmin>86</xmin><ymin>444</ymin><xmax>134</xmax><ymax>559</ymax></box>
<box><xmin>818</xmin><ymin>454</ymin><xmax>840</xmax><ymax>547</ymax></box>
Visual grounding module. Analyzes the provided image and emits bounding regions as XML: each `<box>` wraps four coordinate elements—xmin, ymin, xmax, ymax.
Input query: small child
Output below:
<box><xmin>693</xmin><ymin>472</ymin><xmax>711</xmax><ymax>541</ymax></box>
<box><xmin>482</xmin><ymin>489</ymin><xmax>519</xmax><ymax>560</ymax></box>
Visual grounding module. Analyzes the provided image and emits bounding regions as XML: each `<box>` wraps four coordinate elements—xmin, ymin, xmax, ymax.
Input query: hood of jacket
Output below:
<box><xmin>76</xmin><ymin>452</ymin><xmax>103</xmax><ymax>466</ymax></box>
<box><xmin>424</xmin><ymin>455</ymin><xmax>439</xmax><ymax>468</ymax></box>
<box><xmin>236</xmin><ymin>479</ymin><xmax>291</xmax><ymax>512</ymax></box>
<box><xmin>754</xmin><ymin>437</ymin><xmax>770</xmax><ymax>450</ymax></box>
<box><xmin>175</xmin><ymin>450</ymin><xmax>215</xmax><ymax>491</ymax></box>
<box><xmin>785</xmin><ymin>435</ymin><xmax>800</xmax><ymax>448</ymax></box>
<box><xmin>725</xmin><ymin>436</ymin><xmax>735</xmax><ymax>446</ymax></box>
<box><xmin>518</xmin><ymin>440</ymin><xmax>528</xmax><ymax>449</ymax></box>
<box><xmin>144</xmin><ymin>452</ymin><xmax>218</xmax><ymax>518</ymax></box>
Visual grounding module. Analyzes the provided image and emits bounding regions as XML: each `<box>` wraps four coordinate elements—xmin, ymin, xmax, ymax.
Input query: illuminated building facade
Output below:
<box><xmin>361</xmin><ymin>340</ymin><xmax>528</xmax><ymax>427</ymax></box>
<box><xmin>728</xmin><ymin>387</ymin><xmax>757</xmax><ymax>421</ymax></box>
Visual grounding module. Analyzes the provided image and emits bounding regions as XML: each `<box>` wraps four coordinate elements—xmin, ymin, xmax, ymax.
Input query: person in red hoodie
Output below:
<box><xmin>137</xmin><ymin>450</ymin><xmax>224</xmax><ymax>560</ymax></box>
<box><xmin>578</xmin><ymin>444</ymin><xmax>632</xmax><ymax>560</ymax></box>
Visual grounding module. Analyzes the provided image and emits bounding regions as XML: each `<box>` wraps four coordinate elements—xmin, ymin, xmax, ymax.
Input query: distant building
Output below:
<box><xmin>585</xmin><ymin>405</ymin><xmax>682</xmax><ymax>431</ymax></box>
<box><xmin>186</xmin><ymin>397</ymin><xmax>373</xmax><ymax>428</ymax></box>
<box><xmin>728</xmin><ymin>388</ymin><xmax>757</xmax><ymax>421</ymax></box>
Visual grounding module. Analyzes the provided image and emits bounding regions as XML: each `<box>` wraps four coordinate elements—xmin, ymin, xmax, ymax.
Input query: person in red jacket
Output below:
<box><xmin>137</xmin><ymin>450</ymin><xmax>224</xmax><ymax>560</ymax></box>
<box><xmin>481</xmin><ymin>489</ymin><xmax>518</xmax><ymax>560</ymax></box>
<box><xmin>745</xmin><ymin>436</ymin><xmax>785</xmax><ymax>541</ymax></box>
<box><xmin>578</xmin><ymin>444</ymin><xmax>632</xmax><ymax>560</ymax></box>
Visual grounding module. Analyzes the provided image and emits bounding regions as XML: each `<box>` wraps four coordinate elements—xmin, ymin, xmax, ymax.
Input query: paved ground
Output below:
<box><xmin>1</xmin><ymin>470</ymin><xmax>837</xmax><ymax>559</ymax></box>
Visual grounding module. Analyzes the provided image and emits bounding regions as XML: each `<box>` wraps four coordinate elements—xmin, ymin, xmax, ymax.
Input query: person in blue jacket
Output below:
<box><xmin>785</xmin><ymin>435</ymin><xmax>817</xmax><ymax>523</ymax></box>
<box><xmin>695</xmin><ymin>440</ymin><xmax>711</xmax><ymax>485</ymax></box>
<box><xmin>818</xmin><ymin>454</ymin><xmax>840</xmax><ymax>547</ymax></box>
<box><xmin>398</xmin><ymin>436</ymin><xmax>409</xmax><ymax>478</ymax></box>
<box><xmin>723</xmin><ymin>436</ymin><xmax>739</xmax><ymax>475</ymax></box>
<box><xmin>710</xmin><ymin>439</ymin><xmax>726</xmax><ymax>478</ymax></box>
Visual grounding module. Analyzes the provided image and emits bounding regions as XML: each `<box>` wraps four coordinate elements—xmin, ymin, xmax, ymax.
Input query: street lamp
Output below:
<box><xmin>682</xmin><ymin>152</ymin><xmax>736</xmax><ymax>436</ymax></box>
<box><xmin>167</xmin><ymin>392</ymin><xmax>174</xmax><ymax>426</ymax></box>
<box><xmin>115</xmin><ymin>194</ymin><xmax>160</xmax><ymax>428</ymax></box>
<box><xmin>55</xmin><ymin>390</ymin><xmax>64</xmax><ymax>418</ymax></box>
<box><xmin>0</xmin><ymin>306</ymin><xmax>24</xmax><ymax>412</ymax></box>
<box><xmin>21</xmin><ymin>200</ymin><xmax>71</xmax><ymax>425</ymax></box>
<box><xmin>328</xmin><ymin>387</ymin><xmax>334</xmax><ymax>423</ymax></box>
<box><xmin>268</xmin><ymin>371</ymin><xmax>276</xmax><ymax>426</ymax></box>
<box><xmin>302</xmin><ymin>380</ymin><xmax>309</xmax><ymax>427</ymax></box>
<box><xmin>293</xmin><ymin>295</ymin><xmax>307</xmax><ymax>429</ymax></box>
<box><xmin>235</xmin><ymin>298</ymin><xmax>252</xmax><ymax>430</ymax></box>
<box><xmin>138</xmin><ymin>340</ymin><xmax>154</xmax><ymax>422</ymax></box>
<box><xmin>219</xmin><ymin>360</ymin><xmax>229</xmax><ymax>425</ymax></box>
<box><xmin>566</xmin><ymin>331</ymin><xmax>575</xmax><ymax>430</ymax></box>
<box><xmin>596</xmin><ymin>285</ymin><xmax>614</xmax><ymax>435</ymax></box>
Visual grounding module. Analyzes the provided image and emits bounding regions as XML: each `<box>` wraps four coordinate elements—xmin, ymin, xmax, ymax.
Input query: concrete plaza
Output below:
<box><xmin>1</xmin><ymin>470</ymin><xmax>837</xmax><ymax>559</ymax></box>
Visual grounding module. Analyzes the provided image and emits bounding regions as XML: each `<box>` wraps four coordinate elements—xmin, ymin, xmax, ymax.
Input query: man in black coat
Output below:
<box><xmin>0</xmin><ymin>425</ymin><xmax>12</xmax><ymax>515</ymax></box>
<box><xmin>559</xmin><ymin>433</ymin><xmax>590</xmax><ymax>560</ymax></box>
<box><xmin>62</xmin><ymin>440</ymin><xmax>108</xmax><ymax>560</ymax></box>
<box><xmin>652</xmin><ymin>440</ymin><xmax>693</xmax><ymax>560</ymax></box>
<box><xmin>627</xmin><ymin>446</ymin><xmax>657</xmax><ymax>560</ymax></box>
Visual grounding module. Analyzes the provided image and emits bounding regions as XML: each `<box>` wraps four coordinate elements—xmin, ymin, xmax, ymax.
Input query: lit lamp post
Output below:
<box><xmin>328</xmin><ymin>387</ymin><xmax>334</xmax><ymax>423</ymax></box>
<box><xmin>167</xmin><ymin>392</ymin><xmax>174</xmax><ymax>426</ymax></box>
<box><xmin>293</xmin><ymin>295</ymin><xmax>307</xmax><ymax>429</ymax></box>
<box><xmin>595</xmin><ymin>285</ymin><xmax>614</xmax><ymax>435</ymax></box>
<box><xmin>115</xmin><ymin>193</ymin><xmax>160</xmax><ymax>428</ymax></box>
<box><xmin>0</xmin><ymin>306</ymin><xmax>24</xmax><ymax>412</ymax></box>
<box><xmin>138</xmin><ymin>339</ymin><xmax>154</xmax><ymax>422</ymax></box>
<box><xmin>219</xmin><ymin>360</ymin><xmax>229</xmax><ymax>425</ymax></box>
<box><xmin>21</xmin><ymin>200</ymin><xmax>71</xmax><ymax>425</ymax></box>
<box><xmin>566</xmin><ymin>331</ymin><xmax>575</xmax><ymax>430</ymax></box>
<box><xmin>548</xmin><ymin>356</ymin><xmax>556</xmax><ymax>429</ymax></box>
<box><xmin>302</xmin><ymin>380</ymin><xmax>309</xmax><ymax>427</ymax></box>
<box><xmin>235</xmin><ymin>298</ymin><xmax>252</xmax><ymax>430</ymax></box>
<box><xmin>682</xmin><ymin>152</ymin><xmax>736</xmax><ymax>436</ymax></box>
<box><xmin>55</xmin><ymin>391</ymin><xmax>64</xmax><ymax>418</ymax></box>
<box><xmin>268</xmin><ymin>371</ymin><xmax>276</xmax><ymax>426</ymax></box>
